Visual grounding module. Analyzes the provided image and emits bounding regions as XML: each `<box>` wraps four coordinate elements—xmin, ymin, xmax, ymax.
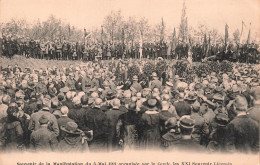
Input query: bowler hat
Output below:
<box><xmin>60</xmin><ymin>122</ymin><xmax>81</xmax><ymax>135</ymax></box>
<box><xmin>147</xmin><ymin>99</ymin><xmax>157</xmax><ymax>108</ymax></box>
<box><xmin>39</xmin><ymin>115</ymin><xmax>49</xmax><ymax>124</ymax></box>
<box><xmin>179</xmin><ymin>117</ymin><xmax>195</xmax><ymax>129</ymax></box>
<box><xmin>215</xmin><ymin>113</ymin><xmax>229</xmax><ymax>127</ymax></box>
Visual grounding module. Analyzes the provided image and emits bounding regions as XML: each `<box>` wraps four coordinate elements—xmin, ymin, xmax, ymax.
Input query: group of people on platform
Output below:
<box><xmin>0</xmin><ymin>59</ymin><xmax>259</xmax><ymax>153</ymax></box>
<box><xmin>1</xmin><ymin>36</ymin><xmax>259</xmax><ymax>63</ymax></box>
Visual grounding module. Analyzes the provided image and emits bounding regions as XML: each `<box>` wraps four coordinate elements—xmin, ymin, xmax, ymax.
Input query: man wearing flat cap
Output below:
<box><xmin>28</xmin><ymin>104</ymin><xmax>59</xmax><ymax>137</ymax></box>
<box><xmin>30</xmin><ymin>115</ymin><xmax>58</xmax><ymax>151</ymax></box>
<box><xmin>161</xmin><ymin>117</ymin><xmax>181</xmax><ymax>150</ymax></box>
<box><xmin>171</xmin><ymin>116</ymin><xmax>206</xmax><ymax>152</ymax></box>
<box><xmin>207</xmin><ymin>113</ymin><xmax>229</xmax><ymax>152</ymax></box>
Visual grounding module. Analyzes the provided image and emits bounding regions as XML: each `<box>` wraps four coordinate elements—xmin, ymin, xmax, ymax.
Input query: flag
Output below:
<box><xmin>171</xmin><ymin>27</ymin><xmax>177</xmax><ymax>51</ymax></box>
<box><xmin>247</xmin><ymin>23</ymin><xmax>251</xmax><ymax>44</ymax></box>
<box><xmin>160</xmin><ymin>17</ymin><xmax>165</xmax><ymax>43</ymax></box>
<box><xmin>239</xmin><ymin>21</ymin><xmax>244</xmax><ymax>44</ymax></box>
<box><xmin>225</xmin><ymin>24</ymin><xmax>229</xmax><ymax>45</ymax></box>
<box><xmin>84</xmin><ymin>28</ymin><xmax>87</xmax><ymax>37</ymax></box>
<box><xmin>203</xmin><ymin>33</ymin><xmax>207</xmax><ymax>57</ymax></box>
<box><xmin>101</xmin><ymin>25</ymin><xmax>104</xmax><ymax>44</ymax></box>
<box><xmin>208</xmin><ymin>34</ymin><xmax>211</xmax><ymax>56</ymax></box>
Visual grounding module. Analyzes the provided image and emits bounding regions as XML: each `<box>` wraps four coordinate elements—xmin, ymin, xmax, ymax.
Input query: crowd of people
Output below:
<box><xmin>0</xmin><ymin>59</ymin><xmax>259</xmax><ymax>153</ymax></box>
<box><xmin>1</xmin><ymin>35</ymin><xmax>259</xmax><ymax>63</ymax></box>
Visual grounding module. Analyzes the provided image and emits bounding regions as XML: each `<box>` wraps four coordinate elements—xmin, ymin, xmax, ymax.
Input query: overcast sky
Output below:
<box><xmin>0</xmin><ymin>0</ymin><xmax>259</xmax><ymax>36</ymax></box>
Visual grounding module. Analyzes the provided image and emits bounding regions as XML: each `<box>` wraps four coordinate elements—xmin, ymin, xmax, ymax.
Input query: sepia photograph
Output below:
<box><xmin>0</xmin><ymin>0</ymin><xmax>259</xmax><ymax>164</ymax></box>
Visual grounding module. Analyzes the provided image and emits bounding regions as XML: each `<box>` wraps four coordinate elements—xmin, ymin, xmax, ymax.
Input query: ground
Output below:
<box><xmin>0</xmin><ymin>55</ymin><xmax>86</xmax><ymax>70</ymax></box>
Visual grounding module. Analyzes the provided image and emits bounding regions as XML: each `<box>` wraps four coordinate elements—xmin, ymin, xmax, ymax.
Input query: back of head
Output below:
<box><xmin>72</xmin><ymin>96</ymin><xmax>81</xmax><ymax>105</ymax></box>
<box><xmin>2</xmin><ymin>95</ymin><xmax>11</xmax><ymax>105</ymax></box>
<box><xmin>60</xmin><ymin>106</ymin><xmax>69</xmax><ymax>115</ymax></box>
<box><xmin>94</xmin><ymin>98</ymin><xmax>103</xmax><ymax>108</ymax></box>
<box><xmin>234</xmin><ymin>95</ymin><xmax>248</xmax><ymax>112</ymax></box>
<box><xmin>112</xmin><ymin>98</ymin><xmax>121</xmax><ymax>108</ymax></box>
<box><xmin>81</xmin><ymin>95</ymin><xmax>88</xmax><ymax>105</ymax></box>
<box><xmin>66</xmin><ymin>91</ymin><xmax>72</xmax><ymax>100</ymax></box>
<box><xmin>251</xmin><ymin>86</ymin><xmax>260</xmax><ymax>101</ymax></box>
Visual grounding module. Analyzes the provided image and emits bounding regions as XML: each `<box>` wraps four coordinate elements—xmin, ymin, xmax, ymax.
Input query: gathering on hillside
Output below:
<box><xmin>0</xmin><ymin>58</ymin><xmax>259</xmax><ymax>153</ymax></box>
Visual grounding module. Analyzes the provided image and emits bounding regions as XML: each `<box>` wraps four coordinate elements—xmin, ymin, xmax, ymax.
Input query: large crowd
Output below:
<box><xmin>1</xmin><ymin>36</ymin><xmax>259</xmax><ymax>63</ymax></box>
<box><xmin>0</xmin><ymin>58</ymin><xmax>259</xmax><ymax>153</ymax></box>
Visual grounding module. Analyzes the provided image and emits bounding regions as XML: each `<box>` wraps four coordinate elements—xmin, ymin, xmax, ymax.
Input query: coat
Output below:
<box><xmin>2</xmin><ymin>117</ymin><xmax>24</xmax><ymax>151</ymax></box>
<box><xmin>224</xmin><ymin>114</ymin><xmax>259</xmax><ymax>153</ymax></box>
<box><xmin>247</xmin><ymin>104</ymin><xmax>260</xmax><ymax>123</ymax></box>
<box><xmin>116</xmin><ymin>111</ymin><xmax>139</xmax><ymax>149</ymax></box>
<box><xmin>190</xmin><ymin>112</ymin><xmax>209</xmax><ymax>143</ymax></box>
<box><xmin>161</xmin><ymin>131</ymin><xmax>181</xmax><ymax>150</ymax></box>
<box><xmin>57</xmin><ymin>116</ymin><xmax>74</xmax><ymax>141</ymax></box>
<box><xmin>30</xmin><ymin>126</ymin><xmax>58</xmax><ymax>151</ymax></box>
<box><xmin>169</xmin><ymin>137</ymin><xmax>206</xmax><ymax>152</ymax></box>
<box><xmin>58</xmin><ymin>135</ymin><xmax>89</xmax><ymax>152</ymax></box>
<box><xmin>138</xmin><ymin>110</ymin><xmax>161</xmax><ymax>149</ymax></box>
<box><xmin>173</xmin><ymin>101</ymin><xmax>191</xmax><ymax>117</ymax></box>
<box><xmin>105</xmin><ymin>108</ymin><xmax>126</xmax><ymax>150</ymax></box>
<box><xmin>28</xmin><ymin>110</ymin><xmax>59</xmax><ymax>136</ymax></box>
<box><xmin>85</xmin><ymin>107</ymin><xmax>108</xmax><ymax>151</ymax></box>
<box><xmin>68</xmin><ymin>105</ymin><xmax>86</xmax><ymax>131</ymax></box>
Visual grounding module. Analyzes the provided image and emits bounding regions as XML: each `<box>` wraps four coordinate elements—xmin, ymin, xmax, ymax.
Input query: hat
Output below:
<box><xmin>147</xmin><ymin>99</ymin><xmax>157</xmax><ymax>108</ymax></box>
<box><xmin>72</xmin><ymin>96</ymin><xmax>81</xmax><ymax>105</ymax></box>
<box><xmin>215</xmin><ymin>113</ymin><xmax>229</xmax><ymax>126</ymax></box>
<box><xmin>213</xmin><ymin>94</ymin><xmax>224</xmax><ymax>101</ymax></box>
<box><xmin>60</xmin><ymin>122</ymin><xmax>81</xmax><ymax>135</ymax></box>
<box><xmin>7</xmin><ymin>106</ymin><xmax>19</xmax><ymax>116</ymax></box>
<box><xmin>39</xmin><ymin>115</ymin><xmax>49</xmax><ymax>124</ymax></box>
<box><xmin>194</xmin><ymin>83</ymin><xmax>202</xmax><ymax>90</ymax></box>
<box><xmin>106</xmin><ymin>90</ymin><xmax>116</xmax><ymax>100</ymax></box>
<box><xmin>133</xmin><ymin>75</ymin><xmax>138</xmax><ymax>81</ymax></box>
<box><xmin>60</xmin><ymin>87</ymin><xmax>69</xmax><ymax>93</ymax></box>
<box><xmin>161</xmin><ymin>101</ymin><xmax>169</xmax><ymax>110</ymax></box>
<box><xmin>152</xmin><ymin>72</ymin><xmax>157</xmax><ymax>77</ymax></box>
<box><xmin>165</xmin><ymin>117</ymin><xmax>178</xmax><ymax>129</ymax></box>
<box><xmin>166</xmin><ymin>82</ymin><xmax>174</xmax><ymax>87</ymax></box>
<box><xmin>215</xmin><ymin>86</ymin><xmax>223</xmax><ymax>93</ymax></box>
<box><xmin>179</xmin><ymin>117</ymin><xmax>195</xmax><ymax>129</ymax></box>
<box><xmin>103</xmin><ymin>81</ymin><xmax>109</xmax><ymax>87</ymax></box>
<box><xmin>128</xmin><ymin>102</ymin><xmax>136</xmax><ymax>111</ymax></box>
<box><xmin>51</xmin><ymin>98</ymin><xmax>59</xmax><ymax>108</ymax></box>
<box><xmin>191</xmin><ymin>101</ymin><xmax>200</xmax><ymax>112</ymax></box>
<box><xmin>185</xmin><ymin>91</ymin><xmax>197</xmax><ymax>101</ymax></box>
<box><xmin>42</xmin><ymin>105</ymin><xmax>50</xmax><ymax>111</ymax></box>
<box><xmin>53</xmin><ymin>110</ymin><xmax>62</xmax><ymax>117</ymax></box>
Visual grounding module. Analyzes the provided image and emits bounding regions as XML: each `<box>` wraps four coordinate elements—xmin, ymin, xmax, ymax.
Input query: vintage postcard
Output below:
<box><xmin>0</xmin><ymin>0</ymin><xmax>259</xmax><ymax>165</ymax></box>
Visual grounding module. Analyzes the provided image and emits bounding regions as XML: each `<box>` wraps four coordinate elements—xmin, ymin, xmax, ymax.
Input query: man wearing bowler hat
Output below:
<box><xmin>58</xmin><ymin>121</ymin><xmax>93</xmax><ymax>152</ymax></box>
<box><xmin>173</xmin><ymin>116</ymin><xmax>206</xmax><ymax>152</ymax></box>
